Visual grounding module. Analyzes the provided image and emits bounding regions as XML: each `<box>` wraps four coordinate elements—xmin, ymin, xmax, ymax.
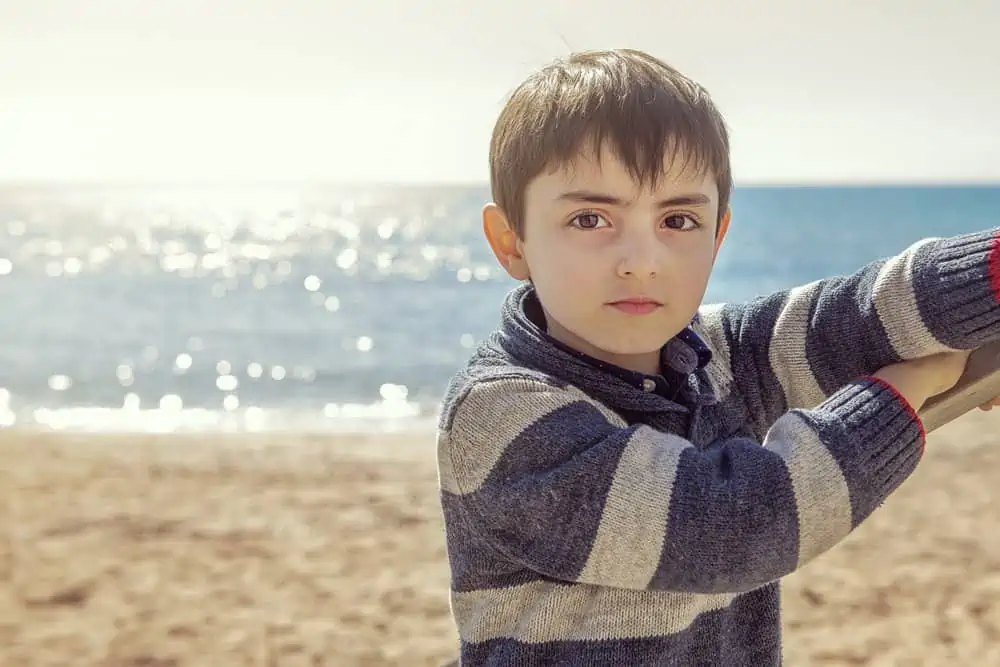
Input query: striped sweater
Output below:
<box><xmin>436</xmin><ymin>229</ymin><xmax>1000</xmax><ymax>666</ymax></box>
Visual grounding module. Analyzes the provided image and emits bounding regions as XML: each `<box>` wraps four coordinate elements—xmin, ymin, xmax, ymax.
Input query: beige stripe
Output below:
<box><xmin>768</xmin><ymin>281</ymin><xmax>826</xmax><ymax>410</ymax></box>
<box><xmin>436</xmin><ymin>431</ymin><xmax>459</xmax><ymax>494</ymax></box>
<box><xmin>452</xmin><ymin>580</ymin><xmax>735</xmax><ymax>644</ymax></box>
<box><xmin>578</xmin><ymin>427</ymin><xmax>690</xmax><ymax>589</ymax></box>
<box><xmin>442</xmin><ymin>379</ymin><xmax>625</xmax><ymax>495</ymax></box>
<box><xmin>764</xmin><ymin>413</ymin><xmax>853</xmax><ymax>566</ymax></box>
<box><xmin>872</xmin><ymin>240</ymin><xmax>955</xmax><ymax>359</ymax></box>
<box><xmin>694</xmin><ymin>303</ymin><xmax>734</xmax><ymax>398</ymax></box>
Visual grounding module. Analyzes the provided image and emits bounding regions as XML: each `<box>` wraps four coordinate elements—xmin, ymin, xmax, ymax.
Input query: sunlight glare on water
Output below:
<box><xmin>0</xmin><ymin>183</ymin><xmax>502</xmax><ymax>433</ymax></box>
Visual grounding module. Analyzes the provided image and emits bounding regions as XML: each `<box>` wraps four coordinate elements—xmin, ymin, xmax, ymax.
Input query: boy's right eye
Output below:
<box><xmin>570</xmin><ymin>212</ymin><xmax>609</xmax><ymax>229</ymax></box>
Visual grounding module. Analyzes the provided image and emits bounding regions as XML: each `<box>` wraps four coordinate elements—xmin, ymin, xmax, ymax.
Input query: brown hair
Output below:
<box><xmin>489</xmin><ymin>49</ymin><xmax>732</xmax><ymax>237</ymax></box>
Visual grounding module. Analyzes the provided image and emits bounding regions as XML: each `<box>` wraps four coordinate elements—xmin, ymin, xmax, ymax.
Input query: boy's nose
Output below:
<box><xmin>616</xmin><ymin>240</ymin><xmax>661</xmax><ymax>278</ymax></box>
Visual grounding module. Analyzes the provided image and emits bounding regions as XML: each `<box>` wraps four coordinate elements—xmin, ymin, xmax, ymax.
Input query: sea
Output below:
<box><xmin>0</xmin><ymin>183</ymin><xmax>997</xmax><ymax>434</ymax></box>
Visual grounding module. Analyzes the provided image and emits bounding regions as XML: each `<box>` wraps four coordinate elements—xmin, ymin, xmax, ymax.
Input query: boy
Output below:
<box><xmin>436</xmin><ymin>48</ymin><xmax>1000</xmax><ymax>665</ymax></box>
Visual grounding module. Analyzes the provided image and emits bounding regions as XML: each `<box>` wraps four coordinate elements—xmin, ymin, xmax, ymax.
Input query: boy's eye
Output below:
<box><xmin>663</xmin><ymin>214</ymin><xmax>698</xmax><ymax>230</ymax></box>
<box><xmin>570</xmin><ymin>212</ymin><xmax>609</xmax><ymax>229</ymax></box>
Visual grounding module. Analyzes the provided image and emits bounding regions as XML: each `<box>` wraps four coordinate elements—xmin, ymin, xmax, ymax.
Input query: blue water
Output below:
<box><xmin>0</xmin><ymin>183</ymin><xmax>996</xmax><ymax>432</ymax></box>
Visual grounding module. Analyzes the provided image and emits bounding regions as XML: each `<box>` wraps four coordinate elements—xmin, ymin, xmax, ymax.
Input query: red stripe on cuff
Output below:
<box><xmin>989</xmin><ymin>232</ymin><xmax>1000</xmax><ymax>303</ymax></box>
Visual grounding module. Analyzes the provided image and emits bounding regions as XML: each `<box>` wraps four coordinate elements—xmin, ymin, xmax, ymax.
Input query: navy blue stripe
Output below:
<box><xmin>803</xmin><ymin>262</ymin><xmax>901</xmax><ymax>393</ymax></box>
<box><xmin>691</xmin><ymin>391</ymin><xmax>754</xmax><ymax>447</ymax></box>
<box><xmin>720</xmin><ymin>584</ymin><xmax>782</xmax><ymax>658</ymax></box>
<box><xmin>650</xmin><ymin>441</ymin><xmax>799</xmax><ymax>594</ymax></box>
<box><xmin>719</xmin><ymin>297</ymin><xmax>786</xmax><ymax>437</ymax></box>
<box><xmin>913</xmin><ymin>231</ymin><xmax>1000</xmax><ymax>348</ymax></box>
<box><xmin>442</xmin><ymin>490</ymin><xmax>552</xmax><ymax>593</ymax></box>
<box><xmin>464</xmin><ymin>400</ymin><xmax>631</xmax><ymax>582</ymax></box>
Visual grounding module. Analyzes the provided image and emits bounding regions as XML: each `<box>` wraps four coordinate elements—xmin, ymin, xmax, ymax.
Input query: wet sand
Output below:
<box><xmin>1</xmin><ymin>411</ymin><xmax>998</xmax><ymax>666</ymax></box>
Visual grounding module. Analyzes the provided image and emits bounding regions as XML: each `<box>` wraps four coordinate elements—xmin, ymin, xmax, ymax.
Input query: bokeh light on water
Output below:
<box><xmin>0</xmin><ymin>184</ymin><xmax>506</xmax><ymax>433</ymax></box>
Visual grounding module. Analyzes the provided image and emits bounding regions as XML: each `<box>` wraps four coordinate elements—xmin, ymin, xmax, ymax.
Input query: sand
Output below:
<box><xmin>1</xmin><ymin>411</ymin><xmax>999</xmax><ymax>666</ymax></box>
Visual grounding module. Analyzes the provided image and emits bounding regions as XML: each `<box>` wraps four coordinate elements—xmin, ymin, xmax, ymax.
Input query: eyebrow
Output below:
<box><xmin>556</xmin><ymin>190</ymin><xmax>711</xmax><ymax>209</ymax></box>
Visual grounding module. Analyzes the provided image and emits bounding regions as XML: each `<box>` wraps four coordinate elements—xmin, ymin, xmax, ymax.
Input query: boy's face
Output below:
<box><xmin>485</xmin><ymin>145</ymin><xmax>728</xmax><ymax>375</ymax></box>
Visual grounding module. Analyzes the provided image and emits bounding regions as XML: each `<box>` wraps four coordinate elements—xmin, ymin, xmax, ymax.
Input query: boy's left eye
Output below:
<box><xmin>663</xmin><ymin>214</ymin><xmax>699</xmax><ymax>230</ymax></box>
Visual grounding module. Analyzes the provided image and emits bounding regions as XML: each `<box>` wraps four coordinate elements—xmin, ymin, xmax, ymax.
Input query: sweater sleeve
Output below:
<box><xmin>695</xmin><ymin>228</ymin><xmax>1000</xmax><ymax>433</ymax></box>
<box><xmin>438</xmin><ymin>374</ymin><xmax>924</xmax><ymax>596</ymax></box>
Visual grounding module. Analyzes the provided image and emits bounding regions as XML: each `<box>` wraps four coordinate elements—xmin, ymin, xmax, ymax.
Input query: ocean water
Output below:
<box><xmin>0</xmin><ymin>183</ymin><xmax>997</xmax><ymax>433</ymax></box>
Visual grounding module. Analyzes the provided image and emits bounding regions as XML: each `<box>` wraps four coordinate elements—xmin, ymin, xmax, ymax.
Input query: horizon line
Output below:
<box><xmin>0</xmin><ymin>177</ymin><xmax>998</xmax><ymax>189</ymax></box>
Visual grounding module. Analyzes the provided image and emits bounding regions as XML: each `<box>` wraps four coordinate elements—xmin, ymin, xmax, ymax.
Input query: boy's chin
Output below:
<box><xmin>598</xmin><ymin>329</ymin><xmax>684</xmax><ymax>353</ymax></box>
<box><xmin>584</xmin><ymin>334</ymin><xmax>674</xmax><ymax>360</ymax></box>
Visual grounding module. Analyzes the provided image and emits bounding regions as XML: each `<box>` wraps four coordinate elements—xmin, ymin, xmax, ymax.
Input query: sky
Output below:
<box><xmin>1</xmin><ymin>0</ymin><xmax>999</xmax><ymax>185</ymax></box>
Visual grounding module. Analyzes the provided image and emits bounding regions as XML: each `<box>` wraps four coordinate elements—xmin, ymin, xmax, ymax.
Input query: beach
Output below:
<box><xmin>1</xmin><ymin>411</ymin><xmax>999</xmax><ymax>666</ymax></box>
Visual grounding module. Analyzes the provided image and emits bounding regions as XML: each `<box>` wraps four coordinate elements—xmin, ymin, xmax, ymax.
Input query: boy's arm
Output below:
<box><xmin>696</xmin><ymin>228</ymin><xmax>1000</xmax><ymax>432</ymax></box>
<box><xmin>439</xmin><ymin>374</ymin><xmax>923</xmax><ymax>596</ymax></box>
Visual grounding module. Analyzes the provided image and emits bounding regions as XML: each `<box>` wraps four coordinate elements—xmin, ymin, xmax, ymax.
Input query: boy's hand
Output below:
<box><xmin>872</xmin><ymin>350</ymin><xmax>973</xmax><ymax>412</ymax></box>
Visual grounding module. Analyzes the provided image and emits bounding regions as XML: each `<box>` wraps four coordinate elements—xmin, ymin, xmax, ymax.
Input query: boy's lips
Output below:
<box><xmin>607</xmin><ymin>297</ymin><xmax>662</xmax><ymax>315</ymax></box>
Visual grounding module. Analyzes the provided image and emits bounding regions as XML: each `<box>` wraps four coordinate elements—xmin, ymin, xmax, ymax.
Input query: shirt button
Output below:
<box><xmin>642</xmin><ymin>378</ymin><xmax>656</xmax><ymax>392</ymax></box>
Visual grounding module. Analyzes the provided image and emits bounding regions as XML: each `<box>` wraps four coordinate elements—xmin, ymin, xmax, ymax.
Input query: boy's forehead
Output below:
<box><xmin>536</xmin><ymin>145</ymin><xmax>718</xmax><ymax>200</ymax></box>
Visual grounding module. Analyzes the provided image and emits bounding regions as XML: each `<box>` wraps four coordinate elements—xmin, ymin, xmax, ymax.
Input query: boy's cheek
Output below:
<box><xmin>534</xmin><ymin>264</ymin><xmax>601</xmax><ymax>299</ymax></box>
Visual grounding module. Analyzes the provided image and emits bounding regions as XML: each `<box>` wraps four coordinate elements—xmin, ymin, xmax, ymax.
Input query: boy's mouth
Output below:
<box><xmin>606</xmin><ymin>297</ymin><xmax>662</xmax><ymax>315</ymax></box>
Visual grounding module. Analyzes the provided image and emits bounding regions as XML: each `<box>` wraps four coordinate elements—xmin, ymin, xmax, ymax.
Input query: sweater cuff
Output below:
<box><xmin>812</xmin><ymin>377</ymin><xmax>925</xmax><ymax>523</ymax></box>
<box><xmin>915</xmin><ymin>228</ymin><xmax>1000</xmax><ymax>348</ymax></box>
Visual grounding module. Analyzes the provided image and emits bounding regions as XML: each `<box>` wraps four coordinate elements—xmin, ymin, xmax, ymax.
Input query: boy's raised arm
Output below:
<box><xmin>696</xmin><ymin>228</ymin><xmax>1000</xmax><ymax>433</ymax></box>
<box><xmin>439</xmin><ymin>373</ymin><xmax>923</xmax><ymax>596</ymax></box>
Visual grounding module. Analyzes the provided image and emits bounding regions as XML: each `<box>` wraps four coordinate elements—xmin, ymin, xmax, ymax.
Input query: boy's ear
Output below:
<box><xmin>483</xmin><ymin>203</ymin><xmax>530</xmax><ymax>280</ymax></box>
<box><xmin>713</xmin><ymin>207</ymin><xmax>731</xmax><ymax>261</ymax></box>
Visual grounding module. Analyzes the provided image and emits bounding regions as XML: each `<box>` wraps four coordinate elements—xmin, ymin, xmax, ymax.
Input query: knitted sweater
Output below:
<box><xmin>436</xmin><ymin>229</ymin><xmax>1000</xmax><ymax>666</ymax></box>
